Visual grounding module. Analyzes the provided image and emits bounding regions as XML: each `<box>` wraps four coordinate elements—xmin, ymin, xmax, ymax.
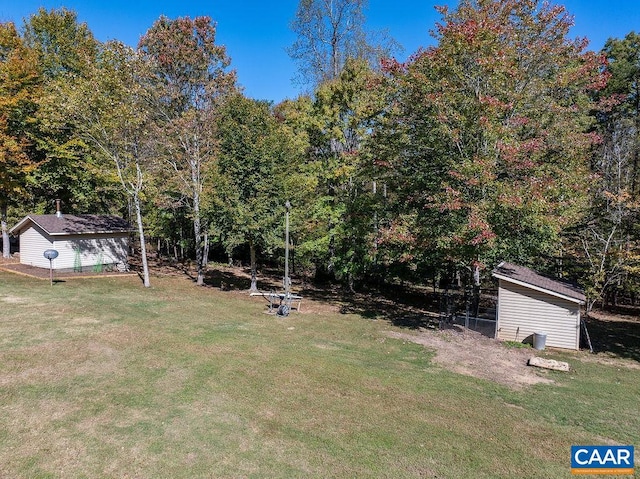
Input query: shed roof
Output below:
<box><xmin>492</xmin><ymin>261</ymin><xmax>585</xmax><ymax>304</ymax></box>
<box><xmin>10</xmin><ymin>214</ymin><xmax>131</xmax><ymax>236</ymax></box>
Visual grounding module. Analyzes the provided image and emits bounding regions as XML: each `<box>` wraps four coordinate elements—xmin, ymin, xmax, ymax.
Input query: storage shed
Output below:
<box><xmin>492</xmin><ymin>262</ymin><xmax>585</xmax><ymax>350</ymax></box>
<box><xmin>10</xmin><ymin>211</ymin><xmax>131</xmax><ymax>272</ymax></box>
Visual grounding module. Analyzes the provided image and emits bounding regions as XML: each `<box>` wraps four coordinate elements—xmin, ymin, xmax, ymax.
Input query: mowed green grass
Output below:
<box><xmin>0</xmin><ymin>272</ymin><xmax>638</xmax><ymax>478</ymax></box>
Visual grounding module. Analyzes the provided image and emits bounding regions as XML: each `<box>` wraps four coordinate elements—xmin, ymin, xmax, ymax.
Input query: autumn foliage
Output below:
<box><xmin>379</xmin><ymin>0</ymin><xmax>607</xmax><ymax>278</ymax></box>
<box><xmin>3</xmin><ymin>1</ymin><xmax>640</xmax><ymax>305</ymax></box>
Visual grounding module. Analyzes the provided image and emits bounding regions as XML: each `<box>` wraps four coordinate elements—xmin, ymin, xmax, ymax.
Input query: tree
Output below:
<box><xmin>575</xmin><ymin>32</ymin><xmax>640</xmax><ymax>309</ymax></box>
<box><xmin>602</xmin><ymin>32</ymin><xmax>640</xmax><ymax>194</ymax></box>
<box><xmin>272</xmin><ymin>95</ymin><xmax>319</xmax><ymax>278</ymax></box>
<box><xmin>576</xmin><ymin>134</ymin><xmax>640</xmax><ymax>311</ymax></box>
<box><xmin>288</xmin><ymin>0</ymin><xmax>399</xmax><ymax>88</ymax></box>
<box><xmin>215</xmin><ymin>94</ymin><xmax>291</xmax><ymax>291</ymax></box>
<box><xmin>139</xmin><ymin>16</ymin><xmax>237</xmax><ymax>286</ymax></box>
<box><xmin>380</xmin><ymin>0</ymin><xmax>607</xmax><ymax>287</ymax></box>
<box><xmin>22</xmin><ymin>8</ymin><xmax>114</xmax><ymax>214</ymax></box>
<box><xmin>307</xmin><ymin>59</ymin><xmax>386</xmax><ymax>288</ymax></box>
<box><xmin>58</xmin><ymin>41</ymin><xmax>154</xmax><ymax>287</ymax></box>
<box><xmin>22</xmin><ymin>7</ymin><xmax>97</xmax><ymax>79</ymax></box>
<box><xmin>0</xmin><ymin>22</ymin><xmax>40</xmax><ymax>258</ymax></box>
<box><xmin>288</xmin><ymin>0</ymin><xmax>399</xmax><ymax>286</ymax></box>
<box><xmin>274</xmin><ymin>60</ymin><xmax>387</xmax><ymax>287</ymax></box>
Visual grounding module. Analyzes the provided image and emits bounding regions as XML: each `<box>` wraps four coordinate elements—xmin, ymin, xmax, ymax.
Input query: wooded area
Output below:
<box><xmin>1</xmin><ymin>0</ymin><xmax>640</xmax><ymax>310</ymax></box>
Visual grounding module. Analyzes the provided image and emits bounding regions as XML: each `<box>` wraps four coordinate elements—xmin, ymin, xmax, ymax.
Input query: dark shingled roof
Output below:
<box><xmin>10</xmin><ymin>214</ymin><xmax>131</xmax><ymax>236</ymax></box>
<box><xmin>492</xmin><ymin>261</ymin><xmax>585</xmax><ymax>303</ymax></box>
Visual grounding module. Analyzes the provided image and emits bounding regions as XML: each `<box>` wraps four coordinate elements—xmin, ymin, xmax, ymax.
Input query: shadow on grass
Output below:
<box><xmin>146</xmin><ymin>258</ymin><xmax>256</xmax><ymax>290</ymax></box>
<box><xmin>301</xmin><ymin>283</ymin><xmax>442</xmax><ymax>329</ymax></box>
<box><xmin>204</xmin><ymin>268</ymin><xmax>252</xmax><ymax>291</ymax></box>
<box><xmin>585</xmin><ymin>310</ymin><xmax>640</xmax><ymax>363</ymax></box>
<box><xmin>171</xmin><ymin>262</ymin><xmax>639</xmax><ymax>362</ymax></box>
<box><xmin>194</xmin><ymin>262</ymin><xmax>441</xmax><ymax>329</ymax></box>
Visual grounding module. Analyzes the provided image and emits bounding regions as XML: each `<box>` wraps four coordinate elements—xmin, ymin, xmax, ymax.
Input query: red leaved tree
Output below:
<box><xmin>380</xmin><ymin>0</ymin><xmax>607</xmax><ymax>286</ymax></box>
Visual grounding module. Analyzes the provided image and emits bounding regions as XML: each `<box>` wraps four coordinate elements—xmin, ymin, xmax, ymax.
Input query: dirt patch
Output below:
<box><xmin>0</xmin><ymin>256</ymin><xmax>137</xmax><ymax>280</ymax></box>
<box><xmin>387</xmin><ymin>326</ymin><xmax>555</xmax><ymax>389</ymax></box>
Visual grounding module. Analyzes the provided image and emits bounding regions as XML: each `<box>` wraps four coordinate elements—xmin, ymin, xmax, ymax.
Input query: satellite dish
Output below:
<box><xmin>43</xmin><ymin>249</ymin><xmax>59</xmax><ymax>286</ymax></box>
<box><xmin>43</xmin><ymin>249</ymin><xmax>59</xmax><ymax>260</ymax></box>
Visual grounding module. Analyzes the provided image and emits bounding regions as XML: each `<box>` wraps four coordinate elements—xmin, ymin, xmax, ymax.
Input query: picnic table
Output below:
<box><xmin>250</xmin><ymin>291</ymin><xmax>303</xmax><ymax>315</ymax></box>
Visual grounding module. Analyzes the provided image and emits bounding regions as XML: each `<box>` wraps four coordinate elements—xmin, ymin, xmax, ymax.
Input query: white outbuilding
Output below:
<box><xmin>10</xmin><ymin>210</ymin><xmax>131</xmax><ymax>272</ymax></box>
<box><xmin>492</xmin><ymin>262</ymin><xmax>586</xmax><ymax>350</ymax></box>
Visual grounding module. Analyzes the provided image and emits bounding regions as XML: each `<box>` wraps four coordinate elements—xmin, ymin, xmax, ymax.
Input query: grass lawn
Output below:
<box><xmin>0</xmin><ymin>271</ymin><xmax>638</xmax><ymax>478</ymax></box>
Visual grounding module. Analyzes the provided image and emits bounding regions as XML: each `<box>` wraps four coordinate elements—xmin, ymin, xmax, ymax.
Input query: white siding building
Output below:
<box><xmin>492</xmin><ymin>262</ymin><xmax>585</xmax><ymax>350</ymax></box>
<box><xmin>10</xmin><ymin>213</ymin><xmax>131</xmax><ymax>271</ymax></box>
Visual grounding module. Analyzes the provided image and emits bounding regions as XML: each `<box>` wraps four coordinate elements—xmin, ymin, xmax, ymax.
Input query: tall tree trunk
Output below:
<box><xmin>328</xmin><ymin>219</ymin><xmax>335</xmax><ymax>276</ymax></box>
<box><xmin>249</xmin><ymin>239</ymin><xmax>258</xmax><ymax>292</ymax></box>
<box><xmin>1</xmin><ymin>202</ymin><xmax>10</xmax><ymax>259</ymax></box>
<box><xmin>133</xmin><ymin>193</ymin><xmax>151</xmax><ymax>288</ymax></box>
<box><xmin>472</xmin><ymin>262</ymin><xmax>481</xmax><ymax>318</ymax></box>
<box><xmin>632</xmin><ymin>85</ymin><xmax>640</xmax><ymax>194</ymax></box>
<box><xmin>202</xmin><ymin>230</ymin><xmax>209</xmax><ymax>269</ymax></box>
<box><xmin>192</xmin><ymin>187</ymin><xmax>204</xmax><ymax>286</ymax></box>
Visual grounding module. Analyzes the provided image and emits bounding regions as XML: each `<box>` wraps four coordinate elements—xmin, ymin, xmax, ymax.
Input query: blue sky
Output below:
<box><xmin>1</xmin><ymin>0</ymin><xmax>638</xmax><ymax>103</ymax></box>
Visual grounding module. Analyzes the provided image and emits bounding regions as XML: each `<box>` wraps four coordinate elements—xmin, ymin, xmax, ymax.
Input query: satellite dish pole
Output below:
<box><xmin>43</xmin><ymin>249</ymin><xmax>59</xmax><ymax>286</ymax></box>
<box><xmin>284</xmin><ymin>201</ymin><xmax>291</xmax><ymax>295</ymax></box>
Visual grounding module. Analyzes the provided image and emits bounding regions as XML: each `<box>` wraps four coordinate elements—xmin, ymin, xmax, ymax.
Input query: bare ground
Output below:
<box><xmin>0</xmin><ymin>256</ymin><xmax>136</xmax><ymax>280</ymax></box>
<box><xmin>386</xmin><ymin>326</ymin><xmax>555</xmax><ymax>389</ymax></box>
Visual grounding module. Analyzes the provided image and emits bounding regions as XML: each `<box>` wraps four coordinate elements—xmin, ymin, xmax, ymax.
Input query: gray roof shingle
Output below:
<box><xmin>11</xmin><ymin>214</ymin><xmax>131</xmax><ymax>236</ymax></box>
<box><xmin>492</xmin><ymin>261</ymin><xmax>585</xmax><ymax>303</ymax></box>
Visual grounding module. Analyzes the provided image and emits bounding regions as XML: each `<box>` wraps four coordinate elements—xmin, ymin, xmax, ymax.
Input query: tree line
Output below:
<box><xmin>1</xmin><ymin>0</ymin><xmax>639</xmax><ymax>311</ymax></box>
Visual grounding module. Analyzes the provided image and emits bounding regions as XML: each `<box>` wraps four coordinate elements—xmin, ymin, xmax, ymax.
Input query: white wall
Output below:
<box><xmin>496</xmin><ymin>281</ymin><xmax>580</xmax><ymax>350</ymax></box>
<box><xmin>54</xmin><ymin>234</ymin><xmax>128</xmax><ymax>270</ymax></box>
<box><xmin>19</xmin><ymin>225</ymin><xmax>54</xmax><ymax>268</ymax></box>
<box><xmin>19</xmin><ymin>224</ymin><xmax>128</xmax><ymax>270</ymax></box>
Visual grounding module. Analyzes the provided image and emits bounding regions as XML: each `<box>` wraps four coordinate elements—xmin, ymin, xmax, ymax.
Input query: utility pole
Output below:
<box><xmin>284</xmin><ymin>201</ymin><xmax>291</xmax><ymax>295</ymax></box>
